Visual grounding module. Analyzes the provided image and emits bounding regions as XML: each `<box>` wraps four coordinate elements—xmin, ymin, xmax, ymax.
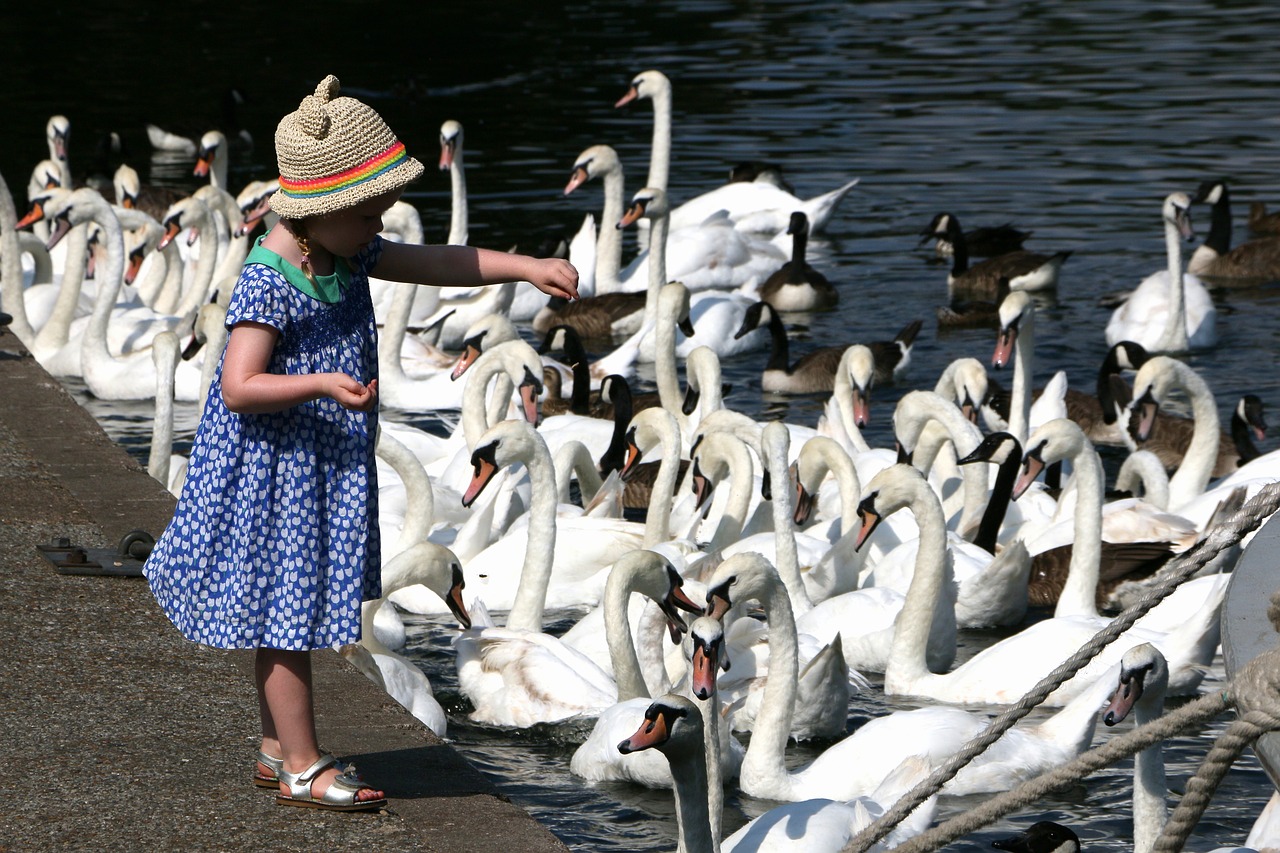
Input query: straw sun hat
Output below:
<box><xmin>269</xmin><ymin>74</ymin><xmax>424</xmax><ymax>219</ymax></box>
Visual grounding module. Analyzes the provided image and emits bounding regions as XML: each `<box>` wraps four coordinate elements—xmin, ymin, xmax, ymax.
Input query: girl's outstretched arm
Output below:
<box><xmin>372</xmin><ymin>242</ymin><xmax>579</xmax><ymax>300</ymax></box>
<box><xmin>221</xmin><ymin>322</ymin><xmax>377</xmax><ymax>414</ymax></box>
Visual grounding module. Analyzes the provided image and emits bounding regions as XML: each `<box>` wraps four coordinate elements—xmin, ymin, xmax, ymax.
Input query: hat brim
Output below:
<box><xmin>268</xmin><ymin>156</ymin><xmax>424</xmax><ymax>219</ymax></box>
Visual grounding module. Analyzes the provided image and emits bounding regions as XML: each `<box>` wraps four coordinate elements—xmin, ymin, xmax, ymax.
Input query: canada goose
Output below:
<box><xmin>735</xmin><ymin>300</ymin><xmax>921</xmax><ymax>393</ymax></box>
<box><xmin>991</xmin><ymin>821</ymin><xmax>1081</xmax><ymax>853</ymax></box>
<box><xmin>929</xmin><ymin>212</ymin><xmax>1070</xmax><ymax>298</ymax></box>
<box><xmin>1248</xmin><ymin>199</ymin><xmax>1280</xmax><ymax>235</ymax></box>
<box><xmin>536</xmin><ymin>324</ymin><xmax>660</xmax><ymax>419</ymax></box>
<box><xmin>1132</xmin><ymin>392</ymin><xmax>1267</xmax><ymax>478</ymax></box>
<box><xmin>936</xmin><ymin>275</ymin><xmax>1011</xmax><ymax>331</ymax></box>
<box><xmin>919</xmin><ymin>211</ymin><xmax>1032</xmax><ymax>259</ymax></box>
<box><xmin>758</xmin><ymin>211</ymin><xmax>838</xmax><ymax>311</ymax></box>
<box><xmin>728</xmin><ymin>160</ymin><xmax>796</xmax><ymax>194</ymax></box>
<box><xmin>1188</xmin><ymin>180</ymin><xmax>1280</xmax><ymax>283</ymax></box>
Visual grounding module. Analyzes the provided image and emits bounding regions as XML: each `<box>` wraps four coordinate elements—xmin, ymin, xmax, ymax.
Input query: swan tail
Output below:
<box><xmin>802</xmin><ymin>177</ymin><xmax>861</xmax><ymax>233</ymax></box>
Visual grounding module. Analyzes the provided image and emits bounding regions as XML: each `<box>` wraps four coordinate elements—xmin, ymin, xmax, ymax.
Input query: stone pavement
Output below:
<box><xmin>0</xmin><ymin>326</ymin><xmax>570</xmax><ymax>852</ymax></box>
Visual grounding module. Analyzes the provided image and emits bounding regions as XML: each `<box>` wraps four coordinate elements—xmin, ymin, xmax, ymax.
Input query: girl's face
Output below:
<box><xmin>306</xmin><ymin>189</ymin><xmax>402</xmax><ymax>258</ymax></box>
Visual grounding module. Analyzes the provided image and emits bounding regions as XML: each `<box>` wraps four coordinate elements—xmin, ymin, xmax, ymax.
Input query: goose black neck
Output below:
<box><xmin>973</xmin><ymin>445</ymin><xmax>1019</xmax><ymax>554</ymax></box>
<box><xmin>597</xmin><ymin>380</ymin><xmax>635</xmax><ymax>474</ymax></box>
<box><xmin>1232</xmin><ymin>407</ymin><xmax>1260</xmax><ymax>465</ymax></box>
<box><xmin>763</xmin><ymin>307</ymin><xmax>791</xmax><ymax>372</ymax></box>
<box><xmin>791</xmin><ymin>224</ymin><xmax>808</xmax><ymax>266</ymax></box>
<box><xmin>1204</xmin><ymin>186</ymin><xmax>1233</xmax><ymax>255</ymax></box>
<box><xmin>947</xmin><ymin>220</ymin><xmax>970</xmax><ymax>275</ymax></box>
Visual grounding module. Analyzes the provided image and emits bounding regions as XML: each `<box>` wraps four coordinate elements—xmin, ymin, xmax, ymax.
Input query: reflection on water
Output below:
<box><xmin>25</xmin><ymin>0</ymin><xmax>1280</xmax><ymax>849</ymax></box>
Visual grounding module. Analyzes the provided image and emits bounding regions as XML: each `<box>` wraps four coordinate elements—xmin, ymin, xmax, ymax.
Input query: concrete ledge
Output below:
<box><xmin>0</xmin><ymin>330</ymin><xmax>569</xmax><ymax>852</ymax></box>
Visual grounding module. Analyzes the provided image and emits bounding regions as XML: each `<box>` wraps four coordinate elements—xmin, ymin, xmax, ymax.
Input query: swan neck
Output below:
<box><xmin>643</xmin><ymin>418</ymin><xmax>682</xmax><ymax>547</ymax></box>
<box><xmin>594</xmin><ymin>167</ymin><xmax>624</xmax><ymax>292</ymax></box>
<box><xmin>33</xmin><ymin>226</ymin><xmax>88</xmax><ymax>351</ymax></box>
<box><xmin>448</xmin><ymin>155</ymin><xmax>469</xmax><ymax>245</ymax></box>
<box><xmin>647</xmin><ymin>87</ymin><xmax>671</xmax><ymax>192</ymax></box>
<box><xmin>741</xmin><ymin>581</ymin><xmax>798</xmax><ymax>796</ymax></box>
<box><xmin>505</xmin><ymin>446</ymin><xmax>558</xmax><ymax>633</ymax></box>
<box><xmin>885</xmin><ymin>478</ymin><xmax>950</xmax><ymax>686</ymax></box>
<box><xmin>643</xmin><ymin>214</ymin><xmax>668</xmax><ymax>330</ymax></box>
<box><xmin>1156</xmin><ymin>218</ymin><xmax>1189</xmax><ymax>353</ymax></box>
<box><xmin>602</xmin><ymin>574</ymin><xmax>650</xmax><ymax>702</ymax></box>
<box><xmin>1168</xmin><ymin>365</ymin><xmax>1218</xmax><ymax>510</ymax></box>
<box><xmin>1053</xmin><ymin>443</ymin><xmax>1103</xmax><ymax>619</ymax></box>
<box><xmin>1009</xmin><ymin>313</ymin><xmax>1033</xmax><ymax>446</ymax></box>
<box><xmin>767</xmin><ymin>433</ymin><xmax>812</xmax><ymax>612</ymax></box>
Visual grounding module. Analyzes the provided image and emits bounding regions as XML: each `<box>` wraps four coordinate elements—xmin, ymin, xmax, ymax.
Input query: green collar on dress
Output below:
<box><xmin>243</xmin><ymin>235</ymin><xmax>350</xmax><ymax>303</ymax></box>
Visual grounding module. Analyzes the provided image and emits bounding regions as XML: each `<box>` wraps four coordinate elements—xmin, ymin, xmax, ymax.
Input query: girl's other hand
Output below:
<box><xmin>330</xmin><ymin>375</ymin><xmax>379</xmax><ymax>411</ymax></box>
<box><xmin>529</xmin><ymin>257</ymin><xmax>579</xmax><ymax>301</ymax></box>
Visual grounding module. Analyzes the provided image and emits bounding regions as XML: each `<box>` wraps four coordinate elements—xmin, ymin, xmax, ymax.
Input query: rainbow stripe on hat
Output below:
<box><xmin>278</xmin><ymin>141</ymin><xmax>410</xmax><ymax>200</ymax></box>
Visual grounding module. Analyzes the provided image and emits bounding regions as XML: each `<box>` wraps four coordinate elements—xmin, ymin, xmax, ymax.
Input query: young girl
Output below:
<box><xmin>143</xmin><ymin>75</ymin><xmax>577</xmax><ymax>812</ymax></box>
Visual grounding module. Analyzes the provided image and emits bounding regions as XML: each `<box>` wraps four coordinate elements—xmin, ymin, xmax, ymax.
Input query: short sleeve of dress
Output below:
<box><xmin>353</xmin><ymin>235</ymin><xmax>385</xmax><ymax>278</ymax></box>
<box><xmin>226</xmin><ymin>265</ymin><xmax>291</xmax><ymax>333</ymax></box>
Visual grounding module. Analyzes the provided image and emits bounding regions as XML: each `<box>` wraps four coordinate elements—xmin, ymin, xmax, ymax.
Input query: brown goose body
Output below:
<box><xmin>930</xmin><ymin>213</ymin><xmax>1069</xmax><ymax>299</ymax></box>
<box><xmin>1189</xmin><ymin>180</ymin><xmax>1280</xmax><ymax>283</ymax></box>
<box><xmin>531</xmin><ymin>291</ymin><xmax>646</xmax><ymax>339</ymax></box>
<box><xmin>759</xmin><ymin>211</ymin><xmax>837</xmax><ymax>312</ymax></box>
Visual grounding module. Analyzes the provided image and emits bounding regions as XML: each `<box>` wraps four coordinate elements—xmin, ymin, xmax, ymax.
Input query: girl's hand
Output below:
<box><xmin>329</xmin><ymin>374</ymin><xmax>379</xmax><ymax>411</ymax></box>
<box><xmin>528</xmin><ymin>257</ymin><xmax>580</xmax><ymax>301</ymax></box>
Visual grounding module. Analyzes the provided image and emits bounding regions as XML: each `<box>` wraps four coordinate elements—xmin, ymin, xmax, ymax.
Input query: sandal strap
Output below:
<box><xmin>278</xmin><ymin>754</ymin><xmax>339</xmax><ymax>799</ymax></box>
<box><xmin>255</xmin><ymin>751</ymin><xmax>284</xmax><ymax>775</ymax></box>
<box><xmin>314</xmin><ymin>771</ymin><xmax>375</xmax><ymax>807</ymax></box>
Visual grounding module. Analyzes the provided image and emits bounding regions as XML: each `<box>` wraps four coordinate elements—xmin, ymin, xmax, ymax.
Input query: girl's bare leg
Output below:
<box><xmin>256</xmin><ymin>647</ymin><xmax>384</xmax><ymax>801</ymax></box>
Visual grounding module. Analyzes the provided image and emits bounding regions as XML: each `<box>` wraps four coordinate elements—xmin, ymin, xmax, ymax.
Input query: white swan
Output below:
<box><xmin>455</xmin><ymin>538</ymin><xmax>692</xmax><ymax>727</ymax></box>
<box><xmin>46</xmin><ymin>189</ymin><xmax>202</xmax><ymax>400</ymax></box>
<box><xmin>1130</xmin><ymin>355</ymin><xmax>1219</xmax><ymax>512</ymax></box>
<box><xmin>353</xmin><ymin>541</ymin><xmax>471</xmax><ymax>736</ymax></box>
<box><xmin>700</xmin><ymin>552</ymin><xmax>924</xmax><ymax>808</ymax></box>
<box><xmin>860</xmin><ymin>449</ymin><xmax>1223</xmax><ymax>706</ymax></box>
<box><xmin>146</xmin><ymin>331</ymin><xmax>188</xmax><ymax>496</ymax></box>
<box><xmin>451</xmin><ymin>419</ymin><xmax>646</xmax><ymax>619</ymax></box>
<box><xmin>1105</xmin><ymin>191</ymin><xmax>1217</xmax><ymax>353</ymax></box>
<box><xmin>615</xmin><ymin>69</ymin><xmax>861</xmax><ymax>237</ymax></box>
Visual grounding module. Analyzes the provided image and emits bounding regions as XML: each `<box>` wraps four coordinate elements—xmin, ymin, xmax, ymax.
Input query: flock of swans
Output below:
<box><xmin>6</xmin><ymin>68</ymin><xmax>1280</xmax><ymax>852</ymax></box>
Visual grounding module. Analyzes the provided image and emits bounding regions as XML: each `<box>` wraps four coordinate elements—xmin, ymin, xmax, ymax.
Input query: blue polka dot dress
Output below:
<box><xmin>144</xmin><ymin>238</ymin><xmax>383</xmax><ymax>651</ymax></box>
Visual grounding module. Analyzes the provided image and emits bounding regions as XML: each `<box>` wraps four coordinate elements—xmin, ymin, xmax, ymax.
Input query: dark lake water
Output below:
<box><xmin>8</xmin><ymin>1</ymin><xmax>1280</xmax><ymax>850</ymax></box>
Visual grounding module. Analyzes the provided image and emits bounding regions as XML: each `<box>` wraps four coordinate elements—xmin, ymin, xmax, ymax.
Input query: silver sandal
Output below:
<box><xmin>276</xmin><ymin>753</ymin><xmax>386</xmax><ymax>812</ymax></box>
<box><xmin>254</xmin><ymin>750</ymin><xmax>357</xmax><ymax>789</ymax></box>
<box><xmin>253</xmin><ymin>751</ymin><xmax>284</xmax><ymax>789</ymax></box>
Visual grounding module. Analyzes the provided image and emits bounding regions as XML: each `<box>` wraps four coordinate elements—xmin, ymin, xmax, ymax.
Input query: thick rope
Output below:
<box><xmin>840</xmin><ymin>480</ymin><xmax>1280</xmax><ymax>853</ymax></box>
<box><xmin>1152</xmin><ymin>623</ymin><xmax>1280</xmax><ymax>852</ymax></box>
<box><xmin>884</xmin><ymin>692</ymin><xmax>1230</xmax><ymax>853</ymax></box>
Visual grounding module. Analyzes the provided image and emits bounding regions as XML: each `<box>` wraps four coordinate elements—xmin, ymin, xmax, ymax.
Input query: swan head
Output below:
<box><xmin>841</xmin><ymin>345</ymin><xmax>876</xmax><ymax>427</ymax></box>
<box><xmin>993</xmin><ymin>291</ymin><xmax>1033</xmax><ymax>369</ymax></box>
<box><xmin>46</xmin><ymin>115</ymin><xmax>70</xmax><ymax>162</ymax></box>
<box><xmin>39</xmin><ymin>188</ymin><xmax>111</xmax><ymax>252</ymax></box>
<box><xmin>793</xmin><ymin>436</ymin><xmax>855</xmax><ymax>525</ymax></box>
<box><xmin>451</xmin><ymin>315</ymin><xmax>520</xmax><ymax>381</ymax></box>
<box><xmin>193</xmin><ymin>130</ymin><xmax>227</xmax><ymax>179</ymax></box>
<box><xmin>617</xmin><ymin>693</ymin><xmax>701</xmax><ymax>757</ymax></box>
<box><xmin>991</xmin><ymin>821</ymin><xmax>1080</xmax><ymax>853</ymax></box>
<box><xmin>113</xmin><ymin>164</ymin><xmax>141</xmax><ymax>209</ymax></box>
<box><xmin>465</xmin><ymin>340</ymin><xmax>544</xmax><ymax>425</ymax></box>
<box><xmin>1129</xmin><ymin>355</ymin><xmax>1191</xmax><ymax>443</ymax></box>
<box><xmin>1103</xmin><ymin>642</ymin><xmax>1168</xmax><ymax>726</ymax></box>
<box><xmin>704</xmin><ymin>551</ymin><xmax>782</xmax><ymax>621</ymax></box>
<box><xmin>1013</xmin><ymin>418</ymin><xmax>1087</xmax><ymax>499</ymax></box>
<box><xmin>1161</xmin><ymin>191</ymin><xmax>1195</xmax><ymax>241</ymax></box>
<box><xmin>383</xmin><ymin>542</ymin><xmax>472</xmax><ymax>630</ymax></box>
<box><xmin>658</xmin><ymin>281</ymin><xmax>696</xmax><ymax>337</ymax></box>
<box><xmin>461</xmin><ymin>419</ymin><xmax>548</xmax><ymax>508</ymax></box>
<box><xmin>565</xmin><ymin>144</ymin><xmax>620</xmax><ymax>195</ymax></box>
<box><xmin>618</xmin><ymin>186</ymin><xmax>668</xmax><ymax>229</ymax></box>
<box><xmin>854</xmin><ymin>464</ymin><xmax>935</xmax><ymax>551</ymax></box>
<box><xmin>944</xmin><ymin>357</ymin><xmax>988</xmax><ymax>424</ymax></box>
<box><xmin>236</xmin><ymin>179</ymin><xmax>280</xmax><ymax>236</ymax></box>
<box><xmin>619</xmin><ymin>406</ymin><xmax>678</xmax><ymax>480</ymax></box>
<box><xmin>611</xmin><ymin>550</ymin><xmax>702</xmax><ymax>643</ymax></box>
<box><xmin>439</xmin><ymin>119</ymin><xmax>463</xmax><ymax>171</ymax></box>
<box><xmin>159</xmin><ymin>196</ymin><xmax>211</xmax><ymax>250</ymax></box>
<box><xmin>16</xmin><ymin>185</ymin><xmax>71</xmax><ymax>236</ymax></box>
<box><xmin>614</xmin><ymin>69</ymin><xmax>671</xmax><ymax>109</ymax></box>
<box><xmin>688</xmin><ymin>616</ymin><xmax>730</xmax><ymax>700</ymax></box>
<box><xmin>689</xmin><ymin>429</ymin><xmax>755</xmax><ymax>511</ymax></box>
